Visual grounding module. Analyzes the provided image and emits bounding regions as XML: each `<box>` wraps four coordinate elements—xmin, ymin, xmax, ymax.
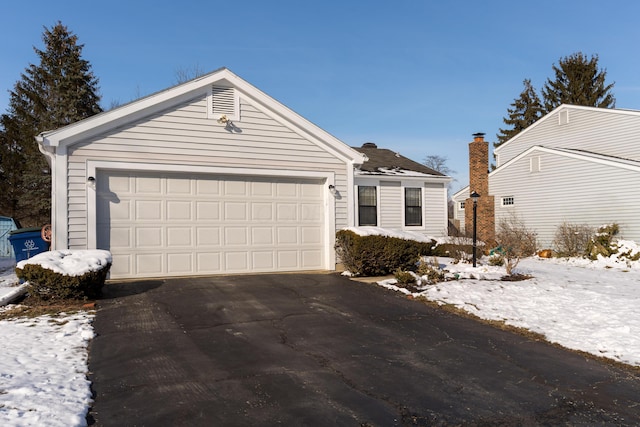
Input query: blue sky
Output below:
<box><xmin>2</xmin><ymin>0</ymin><xmax>640</xmax><ymax>192</ymax></box>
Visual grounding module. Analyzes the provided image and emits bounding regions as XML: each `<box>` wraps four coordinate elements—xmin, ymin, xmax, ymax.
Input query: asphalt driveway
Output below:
<box><xmin>87</xmin><ymin>273</ymin><xmax>640</xmax><ymax>426</ymax></box>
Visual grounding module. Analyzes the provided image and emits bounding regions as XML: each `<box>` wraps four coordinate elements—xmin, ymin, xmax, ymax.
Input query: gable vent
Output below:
<box><xmin>208</xmin><ymin>85</ymin><xmax>238</xmax><ymax>120</ymax></box>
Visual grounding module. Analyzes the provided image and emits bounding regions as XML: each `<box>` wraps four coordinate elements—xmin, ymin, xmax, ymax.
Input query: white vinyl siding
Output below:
<box><xmin>379</xmin><ymin>181</ymin><xmax>401</xmax><ymax>227</ymax></box>
<box><xmin>491</xmin><ymin>150</ymin><xmax>640</xmax><ymax>248</ymax></box>
<box><xmin>66</xmin><ymin>95</ymin><xmax>349</xmax><ymax>249</ymax></box>
<box><xmin>496</xmin><ymin>107</ymin><xmax>640</xmax><ymax>167</ymax></box>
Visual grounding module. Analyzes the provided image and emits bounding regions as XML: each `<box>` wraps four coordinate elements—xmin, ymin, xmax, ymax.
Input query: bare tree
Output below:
<box><xmin>174</xmin><ymin>64</ymin><xmax>206</xmax><ymax>84</ymax></box>
<box><xmin>423</xmin><ymin>154</ymin><xmax>455</xmax><ymax>176</ymax></box>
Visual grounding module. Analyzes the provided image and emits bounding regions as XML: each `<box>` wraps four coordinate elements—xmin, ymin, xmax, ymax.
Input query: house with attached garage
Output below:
<box><xmin>36</xmin><ymin>68</ymin><xmax>450</xmax><ymax>279</ymax></box>
<box><xmin>452</xmin><ymin>104</ymin><xmax>640</xmax><ymax>248</ymax></box>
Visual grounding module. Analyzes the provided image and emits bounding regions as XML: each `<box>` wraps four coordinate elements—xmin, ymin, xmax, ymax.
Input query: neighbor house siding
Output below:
<box><xmin>491</xmin><ymin>149</ymin><xmax>640</xmax><ymax>247</ymax></box>
<box><xmin>66</xmin><ymin>95</ymin><xmax>349</xmax><ymax>248</ymax></box>
<box><xmin>496</xmin><ymin>107</ymin><xmax>640</xmax><ymax>167</ymax></box>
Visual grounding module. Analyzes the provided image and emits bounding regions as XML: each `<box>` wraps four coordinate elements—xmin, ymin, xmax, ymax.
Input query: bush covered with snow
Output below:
<box><xmin>336</xmin><ymin>230</ymin><xmax>434</xmax><ymax>276</ymax></box>
<box><xmin>16</xmin><ymin>250</ymin><xmax>112</xmax><ymax>301</ymax></box>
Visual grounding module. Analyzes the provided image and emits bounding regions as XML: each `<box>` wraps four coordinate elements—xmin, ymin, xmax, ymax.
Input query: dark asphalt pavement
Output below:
<box><xmin>87</xmin><ymin>273</ymin><xmax>640</xmax><ymax>426</ymax></box>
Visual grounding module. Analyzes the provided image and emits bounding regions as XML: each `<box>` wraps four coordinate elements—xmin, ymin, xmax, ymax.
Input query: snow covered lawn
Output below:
<box><xmin>0</xmin><ymin>256</ymin><xmax>96</xmax><ymax>427</ymax></box>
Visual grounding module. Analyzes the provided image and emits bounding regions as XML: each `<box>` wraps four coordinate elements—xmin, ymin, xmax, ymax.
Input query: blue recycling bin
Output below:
<box><xmin>8</xmin><ymin>227</ymin><xmax>49</xmax><ymax>262</ymax></box>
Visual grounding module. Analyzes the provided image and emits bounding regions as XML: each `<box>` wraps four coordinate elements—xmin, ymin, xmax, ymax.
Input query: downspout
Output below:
<box><xmin>35</xmin><ymin>134</ymin><xmax>56</xmax><ymax>250</ymax></box>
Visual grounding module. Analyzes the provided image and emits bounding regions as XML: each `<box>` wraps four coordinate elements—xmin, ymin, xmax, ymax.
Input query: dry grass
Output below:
<box><xmin>0</xmin><ymin>296</ymin><xmax>95</xmax><ymax>320</ymax></box>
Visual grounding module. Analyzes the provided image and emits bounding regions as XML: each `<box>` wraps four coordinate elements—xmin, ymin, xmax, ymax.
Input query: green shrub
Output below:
<box><xmin>586</xmin><ymin>223</ymin><xmax>619</xmax><ymax>260</ymax></box>
<box><xmin>394</xmin><ymin>269</ymin><xmax>416</xmax><ymax>285</ymax></box>
<box><xmin>335</xmin><ymin>230</ymin><xmax>434</xmax><ymax>276</ymax></box>
<box><xmin>16</xmin><ymin>263</ymin><xmax>111</xmax><ymax>302</ymax></box>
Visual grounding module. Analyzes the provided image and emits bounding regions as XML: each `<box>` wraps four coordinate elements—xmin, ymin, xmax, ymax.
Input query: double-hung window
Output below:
<box><xmin>358</xmin><ymin>186</ymin><xmax>377</xmax><ymax>226</ymax></box>
<box><xmin>404</xmin><ymin>187</ymin><xmax>422</xmax><ymax>226</ymax></box>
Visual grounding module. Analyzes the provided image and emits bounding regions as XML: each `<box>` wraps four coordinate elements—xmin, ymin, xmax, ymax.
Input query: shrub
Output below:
<box><xmin>16</xmin><ymin>262</ymin><xmax>111</xmax><ymax>302</ymax></box>
<box><xmin>335</xmin><ymin>230</ymin><xmax>434</xmax><ymax>276</ymax></box>
<box><xmin>488</xmin><ymin>254</ymin><xmax>504</xmax><ymax>266</ymax></box>
<box><xmin>586</xmin><ymin>223</ymin><xmax>619</xmax><ymax>260</ymax></box>
<box><xmin>495</xmin><ymin>214</ymin><xmax>538</xmax><ymax>275</ymax></box>
<box><xmin>432</xmin><ymin>235</ymin><xmax>478</xmax><ymax>263</ymax></box>
<box><xmin>416</xmin><ymin>257</ymin><xmax>445</xmax><ymax>283</ymax></box>
<box><xmin>552</xmin><ymin>222</ymin><xmax>594</xmax><ymax>257</ymax></box>
<box><xmin>394</xmin><ymin>269</ymin><xmax>416</xmax><ymax>285</ymax></box>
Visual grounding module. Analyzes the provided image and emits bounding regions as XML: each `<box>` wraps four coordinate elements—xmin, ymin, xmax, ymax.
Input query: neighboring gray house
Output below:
<box><xmin>352</xmin><ymin>143</ymin><xmax>450</xmax><ymax>237</ymax></box>
<box><xmin>453</xmin><ymin>104</ymin><xmax>640</xmax><ymax>248</ymax></box>
<box><xmin>36</xmin><ymin>68</ymin><xmax>449</xmax><ymax>279</ymax></box>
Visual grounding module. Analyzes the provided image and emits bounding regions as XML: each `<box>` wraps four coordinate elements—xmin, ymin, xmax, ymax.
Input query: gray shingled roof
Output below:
<box><xmin>352</xmin><ymin>143</ymin><xmax>445</xmax><ymax>176</ymax></box>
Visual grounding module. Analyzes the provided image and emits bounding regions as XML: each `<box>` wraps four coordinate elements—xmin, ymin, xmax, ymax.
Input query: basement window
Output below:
<box><xmin>501</xmin><ymin>196</ymin><xmax>515</xmax><ymax>206</ymax></box>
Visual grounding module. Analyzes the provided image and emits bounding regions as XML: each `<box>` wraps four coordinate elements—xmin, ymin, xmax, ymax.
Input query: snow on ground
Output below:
<box><xmin>0</xmin><ymin>254</ymin><xmax>97</xmax><ymax>427</ymax></box>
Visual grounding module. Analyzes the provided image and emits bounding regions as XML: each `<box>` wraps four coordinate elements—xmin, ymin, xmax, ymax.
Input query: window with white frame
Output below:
<box><xmin>358</xmin><ymin>186</ymin><xmax>377</xmax><ymax>226</ymax></box>
<box><xmin>404</xmin><ymin>187</ymin><xmax>422</xmax><ymax>226</ymax></box>
<box><xmin>501</xmin><ymin>196</ymin><xmax>515</xmax><ymax>206</ymax></box>
<box><xmin>459</xmin><ymin>201</ymin><xmax>465</xmax><ymax>210</ymax></box>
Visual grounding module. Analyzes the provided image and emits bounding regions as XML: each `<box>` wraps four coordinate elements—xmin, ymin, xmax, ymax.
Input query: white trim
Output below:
<box><xmin>402</xmin><ymin>186</ymin><xmax>424</xmax><ymax>230</ymax></box>
<box><xmin>86</xmin><ymin>161</ymin><xmax>336</xmax><ymax>270</ymax></box>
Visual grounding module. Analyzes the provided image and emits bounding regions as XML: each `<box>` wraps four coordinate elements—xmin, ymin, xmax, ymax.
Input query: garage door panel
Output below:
<box><xmin>135</xmin><ymin>176</ymin><xmax>162</xmax><ymax>194</ymax></box>
<box><xmin>167</xmin><ymin>201</ymin><xmax>192</xmax><ymax>221</ymax></box>
<box><xmin>196</xmin><ymin>227</ymin><xmax>220</xmax><ymax>246</ymax></box>
<box><xmin>277</xmin><ymin>251</ymin><xmax>299</xmax><ymax>269</ymax></box>
<box><xmin>301</xmin><ymin>227</ymin><xmax>322</xmax><ymax>244</ymax></box>
<box><xmin>252</xmin><ymin>227</ymin><xmax>273</xmax><ymax>245</ymax></box>
<box><xmin>196</xmin><ymin>201</ymin><xmax>220</xmax><ymax>220</ymax></box>
<box><xmin>224</xmin><ymin>227</ymin><xmax>248</xmax><ymax>245</ymax></box>
<box><xmin>252</xmin><ymin>251</ymin><xmax>275</xmax><ymax>269</ymax></box>
<box><xmin>97</xmin><ymin>171</ymin><xmax>325</xmax><ymax>278</ymax></box>
<box><xmin>167</xmin><ymin>227</ymin><xmax>192</xmax><ymax>246</ymax></box>
<box><xmin>224</xmin><ymin>202</ymin><xmax>247</xmax><ymax>220</ymax></box>
<box><xmin>197</xmin><ymin>252</ymin><xmax>221</xmax><ymax>272</ymax></box>
<box><xmin>226</xmin><ymin>252</ymin><xmax>248</xmax><ymax>270</ymax></box>
<box><xmin>136</xmin><ymin>200</ymin><xmax>162</xmax><ymax>220</ymax></box>
<box><xmin>224</xmin><ymin>180</ymin><xmax>247</xmax><ymax>195</ymax></box>
<box><xmin>167</xmin><ymin>253</ymin><xmax>193</xmax><ymax>273</ymax></box>
<box><xmin>277</xmin><ymin>204</ymin><xmax>297</xmax><ymax>220</ymax></box>
<box><xmin>277</xmin><ymin>227</ymin><xmax>298</xmax><ymax>244</ymax></box>
<box><xmin>136</xmin><ymin>253</ymin><xmax>163</xmax><ymax>274</ymax></box>
<box><xmin>251</xmin><ymin>203</ymin><xmax>273</xmax><ymax>220</ymax></box>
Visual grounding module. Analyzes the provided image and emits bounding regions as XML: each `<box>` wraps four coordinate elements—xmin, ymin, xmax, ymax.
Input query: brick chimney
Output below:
<box><xmin>465</xmin><ymin>133</ymin><xmax>495</xmax><ymax>245</ymax></box>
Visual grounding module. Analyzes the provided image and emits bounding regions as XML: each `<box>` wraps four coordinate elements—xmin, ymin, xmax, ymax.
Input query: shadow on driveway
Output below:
<box><xmin>87</xmin><ymin>273</ymin><xmax>640</xmax><ymax>426</ymax></box>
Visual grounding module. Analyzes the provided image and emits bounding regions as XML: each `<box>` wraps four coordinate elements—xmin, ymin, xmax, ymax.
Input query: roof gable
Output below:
<box><xmin>352</xmin><ymin>143</ymin><xmax>447</xmax><ymax>178</ymax></box>
<box><xmin>37</xmin><ymin>68</ymin><xmax>365</xmax><ymax>165</ymax></box>
<box><xmin>494</xmin><ymin>104</ymin><xmax>640</xmax><ymax>155</ymax></box>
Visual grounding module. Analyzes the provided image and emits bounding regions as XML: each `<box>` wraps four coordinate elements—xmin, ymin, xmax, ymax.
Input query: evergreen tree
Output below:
<box><xmin>0</xmin><ymin>22</ymin><xmax>101</xmax><ymax>225</ymax></box>
<box><xmin>495</xmin><ymin>79</ymin><xmax>544</xmax><ymax>147</ymax></box>
<box><xmin>541</xmin><ymin>52</ymin><xmax>615</xmax><ymax>112</ymax></box>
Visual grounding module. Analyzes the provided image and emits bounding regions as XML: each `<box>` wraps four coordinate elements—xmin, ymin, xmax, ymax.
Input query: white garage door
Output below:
<box><xmin>96</xmin><ymin>171</ymin><xmax>326</xmax><ymax>279</ymax></box>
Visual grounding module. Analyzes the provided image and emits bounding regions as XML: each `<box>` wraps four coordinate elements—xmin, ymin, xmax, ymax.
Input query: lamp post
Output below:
<box><xmin>470</xmin><ymin>191</ymin><xmax>480</xmax><ymax>267</ymax></box>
